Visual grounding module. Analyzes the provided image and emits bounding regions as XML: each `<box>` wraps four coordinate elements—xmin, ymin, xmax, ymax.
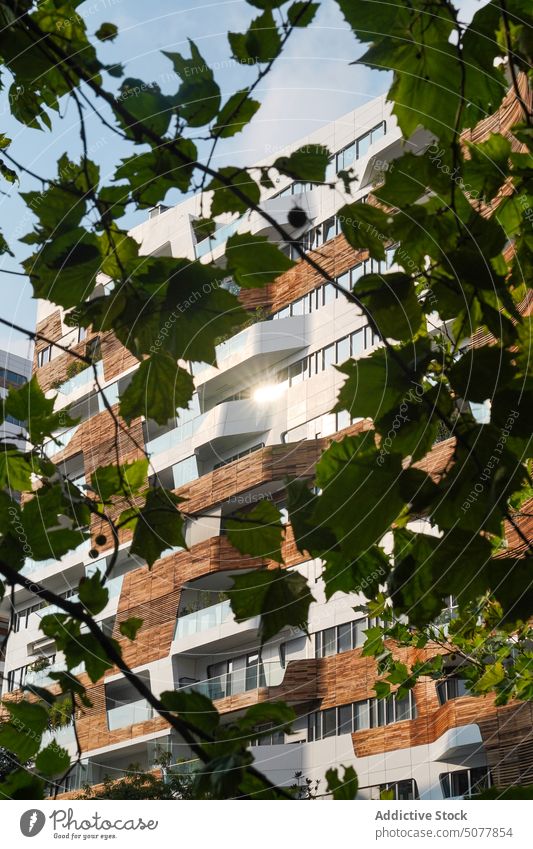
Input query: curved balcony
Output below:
<box><xmin>192</xmin><ymin>399</ymin><xmax>272</xmax><ymax>454</ymax></box>
<box><xmin>193</xmin><ymin>315</ymin><xmax>307</xmax><ymax>402</ymax></box>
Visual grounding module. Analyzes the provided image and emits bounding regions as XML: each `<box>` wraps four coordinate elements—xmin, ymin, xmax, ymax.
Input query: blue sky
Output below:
<box><xmin>0</xmin><ymin>0</ymin><xmax>479</xmax><ymax>358</ymax></box>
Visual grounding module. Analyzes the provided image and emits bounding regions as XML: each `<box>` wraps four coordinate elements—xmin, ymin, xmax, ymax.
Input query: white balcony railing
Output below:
<box><xmin>106</xmin><ymin>699</ymin><xmax>153</xmax><ymax>730</ymax></box>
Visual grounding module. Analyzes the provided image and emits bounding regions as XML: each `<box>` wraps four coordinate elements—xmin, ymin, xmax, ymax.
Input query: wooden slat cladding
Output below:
<box><xmin>239</xmin><ymin>235</ymin><xmax>369</xmax><ymax>316</ymax></box>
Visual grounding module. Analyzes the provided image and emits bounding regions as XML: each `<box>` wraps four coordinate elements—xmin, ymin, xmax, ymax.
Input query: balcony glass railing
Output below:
<box><xmin>106</xmin><ymin>699</ymin><xmax>153</xmax><ymax>730</ymax></box>
<box><xmin>179</xmin><ymin>662</ymin><xmax>284</xmax><ymax>700</ymax></box>
<box><xmin>57</xmin><ymin>360</ymin><xmax>103</xmax><ymax>396</ymax></box>
<box><xmin>25</xmin><ymin>660</ymin><xmax>84</xmax><ymax>689</ymax></box>
<box><xmin>145</xmin><ymin>413</ymin><xmax>206</xmax><ymax>457</ymax></box>
<box><xmin>35</xmin><ymin>575</ymin><xmax>123</xmax><ymax>620</ymax></box>
<box><xmin>174</xmin><ymin>599</ymin><xmax>233</xmax><ymax>640</ymax></box>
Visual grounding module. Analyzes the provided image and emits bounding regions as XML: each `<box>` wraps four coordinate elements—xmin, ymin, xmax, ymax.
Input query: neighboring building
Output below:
<box><xmin>2</xmin><ymin>89</ymin><xmax>532</xmax><ymax>799</ymax></box>
<box><xmin>0</xmin><ymin>348</ymin><xmax>32</xmax><ymax>683</ymax></box>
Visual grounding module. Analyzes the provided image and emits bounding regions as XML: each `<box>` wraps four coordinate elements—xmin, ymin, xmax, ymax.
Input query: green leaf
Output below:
<box><xmin>160</xmin><ymin>689</ymin><xmax>219</xmax><ymax>734</ymax></box>
<box><xmin>449</xmin><ymin>346</ymin><xmax>516</xmax><ymax>404</ymax></box>
<box><xmin>78</xmin><ymin>570</ymin><xmax>109</xmax><ymax>615</ymax></box>
<box><xmin>322</xmin><ymin>546</ymin><xmax>390</xmax><ymax>601</ymax></box>
<box><xmin>5</xmin><ymin>375</ymin><xmax>77</xmax><ymax>444</ymax></box>
<box><xmin>225</xmin><ymin>232</ymin><xmax>295</xmax><ymax>288</ymax></box>
<box><xmin>130</xmin><ymin>488</ymin><xmax>186</xmax><ymax>567</ymax></box>
<box><xmin>114</xmin><ymin>140</ymin><xmax>197</xmax><ymax>204</ymax></box>
<box><xmin>95</xmin><ymin>22</ymin><xmax>118</xmax><ymax>41</ymax></box>
<box><xmin>338</xmin><ymin>202</ymin><xmax>389</xmax><ymax>260</ymax></box>
<box><xmin>475</xmin><ymin>661</ymin><xmax>505</xmax><ymax>693</ymax></box>
<box><xmin>119</xmin><ymin>617</ymin><xmax>143</xmax><ymax>640</ymax></box>
<box><xmin>325</xmin><ymin>766</ymin><xmax>358</xmax><ymax>800</ymax></box>
<box><xmin>226</xmin><ymin>501</ymin><xmax>284</xmax><ymax>563</ymax></box>
<box><xmin>274</xmin><ymin>145</ymin><xmax>330</xmax><ymax>182</ymax></box>
<box><xmin>0</xmin><ymin>448</ymin><xmax>33</xmax><ymax>491</ymax></box>
<box><xmin>0</xmin><ymin>725</ymin><xmax>41</xmax><ymax>762</ymax></box>
<box><xmin>0</xmin><ymin>767</ymin><xmax>44</xmax><ymax>799</ymax></box>
<box><xmin>464</xmin><ymin>134</ymin><xmax>512</xmax><ymax>201</ymax></box>
<box><xmin>287</xmin><ymin>2</ymin><xmax>319</xmax><ymax>27</ymax></box>
<box><xmin>164</xmin><ymin>42</ymin><xmax>221</xmax><ymax>127</ymax></box>
<box><xmin>228</xmin><ymin>10</ymin><xmax>281</xmax><ymax>64</ymax></box>
<box><xmin>212</xmin><ymin>89</ymin><xmax>260</xmax><ymax>138</ymax></box>
<box><xmin>5</xmin><ymin>700</ymin><xmax>49</xmax><ymax>735</ymax></box>
<box><xmin>355</xmin><ymin>272</ymin><xmax>423</xmax><ymax>340</ymax></box>
<box><xmin>228</xmin><ymin>567</ymin><xmax>314</xmax><ymax>644</ymax></box>
<box><xmin>91</xmin><ymin>459</ymin><xmax>149</xmax><ymax>502</ymax></box>
<box><xmin>313</xmin><ymin>434</ymin><xmax>405</xmax><ymax>559</ymax></box>
<box><xmin>374</xmin><ymin>680</ymin><xmax>391</xmax><ymax>698</ymax></box>
<box><xmin>208</xmin><ymin>167</ymin><xmax>260</xmax><ymax>216</ymax></box>
<box><xmin>237</xmin><ymin>701</ymin><xmax>295</xmax><ymax>733</ymax></box>
<box><xmin>116</xmin><ymin>78</ymin><xmax>174</xmax><ymax>138</ymax></box>
<box><xmin>119</xmin><ymin>355</ymin><xmax>194</xmax><ymax>426</ymax></box>
<box><xmin>35</xmin><ymin>743</ymin><xmax>70</xmax><ymax>777</ymax></box>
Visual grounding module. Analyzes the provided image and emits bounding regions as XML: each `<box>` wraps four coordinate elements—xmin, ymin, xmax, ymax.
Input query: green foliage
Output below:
<box><xmin>227</xmin><ymin>567</ymin><xmax>314</xmax><ymax>643</ymax></box>
<box><xmin>225</xmin><ymin>232</ymin><xmax>295</xmax><ymax>287</ymax></box>
<box><xmin>129</xmin><ymin>488</ymin><xmax>187</xmax><ymax>566</ymax></box>
<box><xmin>226</xmin><ymin>500</ymin><xmax>285</xmax><ymax>562</ymax></box>
<box><xmin>326</xmin><ymin>765</ymin><xmax>358</xmax><ymax>799</ymax></box>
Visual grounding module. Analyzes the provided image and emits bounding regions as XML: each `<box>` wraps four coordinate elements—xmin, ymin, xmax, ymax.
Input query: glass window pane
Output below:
<box><xmin>395</xmin><ymin>694</ymin><xmax>412</xmax><ymax>721</ymax></box>
<box><xmin>323</xmin><ymin>217</ymin><xmax>335</xmax><ymax>243</ymax></box>
<box><xmin>451</xmin><ymin>770</ymin><xmax>469</xmax><ymax>798</ymax></box>
<box><xmin>291</xmin><ymin>298</ymin><xmax>304</xmax><ymax>316</ymax></box>
<box><xmin>396</xmin><ymin>780</ymin><xmax>416</xmax><ymax>800</ymax></box>
<box><xmin>342</xmin><ymin>143</ymin><xmax>356</xmax><ymax>169</ymax></box>
<box><xmin>278</xmin><ymin>306</ymin><xmax>290</xmax><ymax>320</ymax></box>
<box><xmin>377</xmin><ymin>699</ymin><xmax>386</xmax><ymax>727</ymax></box>
<box><xmin>354</xmin><ymin>701</ymin><xmax>370</xmax><ymax>730</ymax></box>
<box><xmin>351</xmin><ymin>329</ymin><xmax>365</xmax><ymax>356</ymax></box>
<box><xmin>338</xmin><ymin>704</ymin><xmax>353</xmax><ymax>734</ymax></box>
<box><xmin>323</xmin><ymin>345</ymin><xmax>336</xmax><ymax>369</ymax></box>
<box><xmin>371</xmin><ymin>122</ymin><xmax>386</xmax><ymax>144</ymax></box>
<box><xmin>337</xmin><ymin>271</ymin><xmax>350</xmax><ymax>289</ymax></box>
<box><xmin>323</xmin><ymin>627</ymin><xmax>336</xmax><ymax>657</ymax></box>
<box><xmin>314</xmin><ymin>632</ymin><xmax>322</xmax><ymax>658</ymax></box>
<box><xmin>323</xmin><ymin>708</ymin><xmax>337</xmax><ymax>738</ymax></box>
<box><xmin>324</xmin><ymin>283</ymin><xmax>336</xmax><ymax>304</ymax></box>
<box><xmin>338</xmin><ymin>622</ymin><xmax>352</xmax><ymax>653</ymax></box>
<box><xmin>357</xmin><ymin>132</ymin><xmax>371</xmax><ymax>158</ymax></box>
<box><xmin>336</xmin><ymin>336</ymin><xmax>350</xmax><ymax>363</ymax></box>
<box><xmin>354</xmin><ymin>618</ymin><xmax>367</xmax><ymax>647</ymax></box>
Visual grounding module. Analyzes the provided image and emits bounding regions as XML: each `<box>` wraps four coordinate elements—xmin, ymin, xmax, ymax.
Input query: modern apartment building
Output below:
<box><xmin>3</xmin><ymin>89</ymin><xmax>532</xmax><ymax>800</ymax></box>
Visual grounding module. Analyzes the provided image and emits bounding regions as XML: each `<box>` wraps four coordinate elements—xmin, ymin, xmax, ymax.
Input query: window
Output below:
<box><xmin>307</xmin><ymin>691</ymin><xmax>416</xmax><ymax>741</ymax></box>
<box><xmin>336</xmin><ymin>336</ymin><xmax>350</xmax><ymax>363</ymax></box>
<box><xmin>440</xmin><ymin>767</ymin><xmax>492</xmax><ymax>799</ymax></box>
<box><xmin>315</xmin><ymin>616</ymin><xmax>369</xmax><ymax>657</ymax></box>
<box><xmin>436</xmin><ymin>675</ymin><xmax>469</xmax><ymax>705</ymax></box>
<box><xmin>37</xmin><ymin>346</ymin><xmax>52</xmax><ymax>367</ymax></box>
<box><xmin>252</xmin><ymin>723</ymin><xmax>285</xmax><ymax>746</ymax></box>
<box><xmin>363</xmin><ymin>779</ymin><xmax>419</xmax><ymax>800</ymax></box>
<box><xmin>78</xmin><ymin>326</ymin><xmax>87</xmax><ymax>343</ymax></box>
<box><xmin>0</xmin><ymin>368</ymin><xmax>25</xmax><ymax>389</ymax></box>
<box><xmin>322</xmin><ymin>344</ymin><xmax>336</xmax><ymax>369</ymax></box>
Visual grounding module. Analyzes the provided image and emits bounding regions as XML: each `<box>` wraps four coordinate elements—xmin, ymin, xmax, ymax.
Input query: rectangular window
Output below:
<box><xmin>322</xmin><ymin>707</ymin><xmax>337</xmax><ymax>738</ymax></box>
<box><xmin>337</xmin><ymin>271</ymin><xmax>350</xmax><ymax>290</ymax></box>
<box><xmin>337</xmin><ymin>622</ymin><xmax>352</xmax><ymax>653</ymax></box>
<box><xmin>78</xmin><ymin>326</ymin><xmax>87</xmax><ymax>343</ymax></box>
<box><xmin>291</xmin><ymin>298</ymin><xmax>305</xmax><ymax>316</ymax></box>
<box><xmin>351</xmin><ymin>329</ymin><xmax>365</xmax><ymax>356</ymax></box>
<box><xmin>338</xmin><ymin>704</ymin><xmax>353</xmax><ymax>735</ymax></box>
<box><xmin>357</xmin><ymin>132</ymin><xmax>371</xmax><ymax>158</ymax></box>
<box><xmin>37</xmin><ymin>346</ymin><xmax>52</xmax><ymax>367</ymax></box>
<box><xmin>322</xmin><ymin>627</ymin><xmax>336</xmax><ymax>657</ymax></box>
<box><xmin>323</xmin><ymin>283</ymin><xmax>336</xmax><ymax>305</ymax></box>
<box><xmin>354</xmin><ymin>700</ymin><xmax>370</xmax><ymax>730</ymax></box>
<box><xmin>353</xmin><ymin>618</ymin><xmax>367</xmax><ymax>647</ymax></box>
<box><xmin>289</xmin><ymin>360</ymin><xmax>305</xmax><ymax>386</ymax></box>
<box><xmin>323</xmin><ymin>217</ymin><xmax>335</xmax><ymax>243</ymax></box>
<box><xmin>323</xmin><ymin>344</ymin><xmax>336</xmax><ymax>370</ymax></box>
<box><xmin>336</xmin><ymin>336</ymin><xmax>350</xmax><ymax>364</ymax></box>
